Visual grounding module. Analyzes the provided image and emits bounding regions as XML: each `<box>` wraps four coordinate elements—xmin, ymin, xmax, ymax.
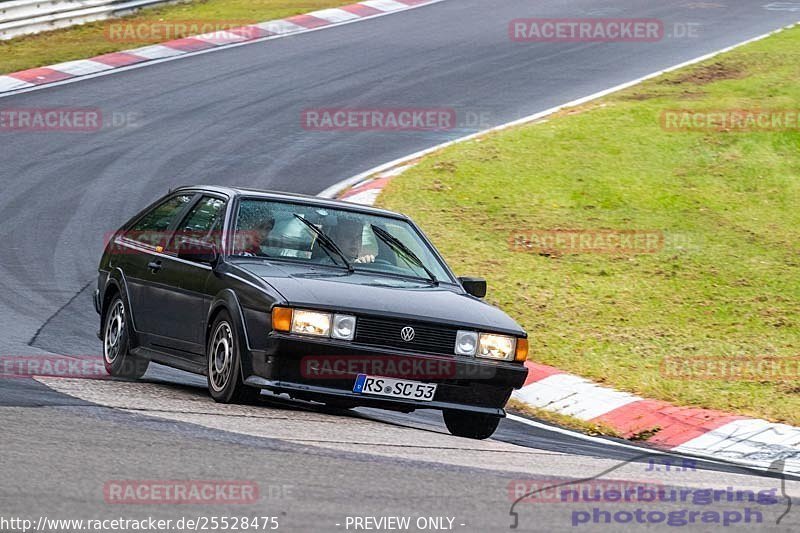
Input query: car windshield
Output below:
<box><xmin>231</xmin><ymin>199</ymin><xmax>453</xmax><ymax>283</ymax></box>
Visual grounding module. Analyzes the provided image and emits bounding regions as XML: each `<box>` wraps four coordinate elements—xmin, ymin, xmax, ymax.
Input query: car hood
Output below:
<box><xmin>236</xmin><ymin>262</ymin><xmax>524</xmax><ymax>335</ymax></box>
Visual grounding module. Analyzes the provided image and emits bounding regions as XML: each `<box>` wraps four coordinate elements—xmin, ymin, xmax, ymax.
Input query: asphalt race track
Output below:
<box><xmin>2</xmin><ymin>1</ymin><xmax>800</xmax><ymax>531</ymax></box>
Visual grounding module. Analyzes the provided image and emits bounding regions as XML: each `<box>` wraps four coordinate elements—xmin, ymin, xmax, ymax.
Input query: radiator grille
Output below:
<box><xmin>354</xmin><ymin>317</ymin><xmax>458</xmax><ymax>355</ymax></box>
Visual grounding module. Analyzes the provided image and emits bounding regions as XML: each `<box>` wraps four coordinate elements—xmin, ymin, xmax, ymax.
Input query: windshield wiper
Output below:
<box><xmin>370</xmin><ymin>224</ymin><xmax>438</xmax><ymax>285</ymax></box>
<box><xmin>293</xmin><ymin>215</ymin><xmax>354</xmax><ymax>272</ymax></box>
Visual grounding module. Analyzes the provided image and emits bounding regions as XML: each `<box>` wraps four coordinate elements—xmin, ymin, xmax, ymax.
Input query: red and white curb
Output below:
<box><xmin>0</xmin><ymin>0</ymin><xmax>442</xmax><ymax>96</ymax></box>
<box><xmin>518</xmin><ymin>361</ymin><xmax>800</xmax><ymax>473</ymax></box>
<box><xmin>336</xmin><ymin>164</ymin><xmax>415</xmax><ymax>205</ymax></box>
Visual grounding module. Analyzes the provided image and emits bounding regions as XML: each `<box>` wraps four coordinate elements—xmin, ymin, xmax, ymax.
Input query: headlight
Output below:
<box><xmin>455</xmin><ymin>330</ymin><xmax>478</xmax><ymax>356</ymax></box>
<box><xmin>272</xmin><ymin>307</ymin><xmax>357</xmax><ymax>340</ymax></box>
<box><xmin>291</xmin><ymin>309</ymin><xmax>331</xmax><ymax>337</ymax></box>
<box><xmin>477</xmin><ymin>333</ymin><xmax>516</xmax><ymax>361</ymax></box>
<box><xmin>331</xmin><ymin>314</ymin><xmax>356</xmax><ymax>340</ymax></box>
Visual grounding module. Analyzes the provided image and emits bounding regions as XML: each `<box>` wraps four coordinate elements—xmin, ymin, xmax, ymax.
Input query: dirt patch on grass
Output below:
<box><xmin>676</xmin><ymin>90</ymin><xmax>707</xmax><ymax>100</ymax></box>
<box><xmin>507</xmin><ymin>399</ymin><xmax>621</xmax><ymax>438</ymax></box>
<box><xmin>620</xmin><ymin>93</ymin><xmax>660</xmax><ymax>101</ymax></box>
<box><xmin>620</xmin><ymin>89</ymin><xmax>705</xmax><ymax>101</ymax></box>
<box><xmin>662</xmin><ymin>62</ymin><xmax>747</xmax><ymax>85</ymax></box>
<box><xmin>431</xmin><ymin>161</ymin><xmax>458</xmax><ymax>173</ymax></box>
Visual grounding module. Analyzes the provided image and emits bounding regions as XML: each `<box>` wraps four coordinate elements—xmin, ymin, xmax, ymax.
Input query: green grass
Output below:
<box><xmin>0</xmin><ymin>0</ymin><xmax>353</xmax><ymax>74</ymax></box>
<box><xmin>379</xmin><ymin>27</ymin><xmax>800</xmax><ymax>426</ymax></box>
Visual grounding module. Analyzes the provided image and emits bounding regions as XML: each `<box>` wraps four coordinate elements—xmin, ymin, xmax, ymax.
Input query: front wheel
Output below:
<box><xmin>443</xmin><ymin>410</ymin><xmax>500</xmax><ymax>440</ymax></box>
<box><xmin>207</xmin><ymin>311</ymin><xmax>261</xmax><ymax>404</ymax></box>
<box><xmin>103</xmin><ymin>297</ymin><xmax>149</xmax><ymax>379</ymax></box>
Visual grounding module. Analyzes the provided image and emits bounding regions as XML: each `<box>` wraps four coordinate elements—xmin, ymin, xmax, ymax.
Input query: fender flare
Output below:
<box><xmin>103</xmin><ymin>268</ymin><xmax>142</xmax><ymax>348</ymax></box>
<box><xmin>206</xmin><ymin>289</ymin><xmax>254</xmax><ymax>379</ymax></box>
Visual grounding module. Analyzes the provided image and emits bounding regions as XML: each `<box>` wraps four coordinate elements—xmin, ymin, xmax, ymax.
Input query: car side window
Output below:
<box><xmin>170</xmin><ymin>196</ymin><xmax>226</xmax><ymax>253</ymax></box>
<box><xmin>127</xmin><ymin>195</ymin><xmax>193</xmax><ymax>249</ymax></box>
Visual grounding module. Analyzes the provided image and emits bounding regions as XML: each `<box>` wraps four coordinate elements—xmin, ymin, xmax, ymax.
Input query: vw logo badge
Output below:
<box><xmin>400</xmin><ymin>326</ymin><xmax>415</xmax><ymax>342</ymax></box>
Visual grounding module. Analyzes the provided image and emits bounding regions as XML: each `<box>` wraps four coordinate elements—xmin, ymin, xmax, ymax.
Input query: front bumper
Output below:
<box><xmin>246</xmin><ymin>333</ymin><xmax>529</xmax><ymax>415</ymax></box>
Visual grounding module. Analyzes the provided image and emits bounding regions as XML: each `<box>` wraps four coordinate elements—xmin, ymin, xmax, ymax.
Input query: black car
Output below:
<box><xmin>95</xmin><ymin>186</ymin><xmax>528</xmax><ymax>439</ymax></box>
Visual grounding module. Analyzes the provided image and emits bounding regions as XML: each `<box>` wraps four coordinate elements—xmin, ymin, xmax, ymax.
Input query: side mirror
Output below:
<box><xmin>459</xmin><ymin>276</ymin><xmax>487</xmax><ymax>298</ymax></box>
<box><xmin>177</xmin><ymin>238</ymin><xmax>219</xmax><ymax>266</ymax></box>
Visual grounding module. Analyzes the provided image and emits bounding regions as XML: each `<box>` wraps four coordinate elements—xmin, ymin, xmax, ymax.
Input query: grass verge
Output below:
<box><xmin>379</xmin><ymin>27</ymin><xmax>800</xmax><ymax>426</ymax></box>
<box><xmin>0</xmin><ymin>0</ymin><xmax>353</xmax><ymax>75</ymax></box>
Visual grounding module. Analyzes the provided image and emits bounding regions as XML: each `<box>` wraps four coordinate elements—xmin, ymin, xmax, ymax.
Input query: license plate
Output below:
<box><xmin>353</xmin><ymin>374</ymin><xmax>437</xmax><ymax>402</ymax></box>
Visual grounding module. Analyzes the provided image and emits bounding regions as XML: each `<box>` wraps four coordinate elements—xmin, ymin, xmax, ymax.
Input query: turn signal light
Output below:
<box><xmin>272</xmin><ymin>306</ymin><xmax>293</xmax><ymax>332</ymax></box>
<box><xmin>514</xmin><ymin>338</ymin><xmax>529</xmax><ymax>363</ymax></box>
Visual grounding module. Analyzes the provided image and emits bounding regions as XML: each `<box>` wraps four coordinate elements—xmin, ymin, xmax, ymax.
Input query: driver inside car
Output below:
<box><xmin>331</xmin><ymin>219</ymin><xmax>376</xmax><ymax>264</ymax></box>
<box><xmin>236</xmin><ymin>217</ymin><xmax>275</xmax><ymax>256</ymax></box>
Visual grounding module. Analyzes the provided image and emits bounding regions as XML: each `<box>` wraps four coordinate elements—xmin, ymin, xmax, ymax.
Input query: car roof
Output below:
<box><xmin>171</xmin><ymin>185</ymin><xmax>408</xmax><ymax>219</ymax></box>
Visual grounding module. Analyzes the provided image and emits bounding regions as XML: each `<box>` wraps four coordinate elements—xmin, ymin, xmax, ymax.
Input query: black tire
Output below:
<box><xmin>103</xmin><ymin>296</ymin><xmax>149</xmax><ymax>379</ymax></box>
<box><xmin>207</xmin><ymin>311</ymin><xmax>261</xmax><ymax>404</ymax></box>
<box><xmin>443</xmin><ymin>410</ymin><xmax>500</xmax><ymax>440</ymax></box>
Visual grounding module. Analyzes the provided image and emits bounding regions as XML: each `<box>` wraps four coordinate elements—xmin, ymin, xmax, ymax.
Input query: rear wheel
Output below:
<box><xmin>443</xmin><ymin>410</ymin><xmax>500</xmax><ymax>440</ymax></box>
<box><xmin>103</xmin><ymin>297</ymin><xmax>149</xmax><ymax>379</ymax></box>
<box><xmin>207</xmin><ymin>311</ymin><xmax>261</xmax><ymax>404</ymax></box>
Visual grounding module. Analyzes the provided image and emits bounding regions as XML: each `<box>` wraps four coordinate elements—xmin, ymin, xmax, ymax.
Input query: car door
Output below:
<box><xmin>152</xmin><ymin>194</ymin><xmax>229</xmax><ymax>356</ymax></box>
<box><xmin>120</xmin><ymin>193</ymin><xmax>195</xmax><ymax>342</ymax></box>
